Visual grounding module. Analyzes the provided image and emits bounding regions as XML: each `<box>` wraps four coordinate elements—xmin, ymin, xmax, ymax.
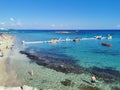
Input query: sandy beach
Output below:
<box><xmin>0</xmin><ymin>33</ymin><xmax>20</xmax><ymax>86</ymax></box>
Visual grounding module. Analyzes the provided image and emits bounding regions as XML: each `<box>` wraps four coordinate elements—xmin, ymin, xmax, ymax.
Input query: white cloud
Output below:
<box><xmin>51</xmin><ymin>24</ymin><xmax>55</xmax><ymax>27</ymax></box>
<box><xmin>0</xmin><ymin>22</ymin><xmax>5</xmax><ymax>25</ymax></box>
<box><xmin>16</xmin><ymin>22</ymin><xmax>22</xmax><ymax>26</ymax></box>
<box><xmin>0</xmin><ymin>17</ymin><xmax>23</xmax><ymax>29</ymax></box>
<box><xmin>10</xmin><ymin>17</ymin><xmax>15</xmax><ymax>21</ymax></box>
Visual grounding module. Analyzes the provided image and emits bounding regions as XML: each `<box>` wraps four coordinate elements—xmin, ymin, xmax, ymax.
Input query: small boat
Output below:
<box><xmin>73</xmin><ymin>37</ymin><xmax>80</xmax><ymax>42</ymax></box>
<box><xmin>94</xmin><ymin>36</ymin><xmax>103</xmax><ymax>40</ymax></box>
<box><xmin>101</xmin><ymin>42</ymin><xmax>112</xmax><ymax>47</ymax></box>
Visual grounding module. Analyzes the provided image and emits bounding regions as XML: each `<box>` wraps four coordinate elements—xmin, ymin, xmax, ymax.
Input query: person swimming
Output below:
<box><xmin>28</xmin><ymin>69</ymin><xmax>34</xmax><ymax>76</ymax></box>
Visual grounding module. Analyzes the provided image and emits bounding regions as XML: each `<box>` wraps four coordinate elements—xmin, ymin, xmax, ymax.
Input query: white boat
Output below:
<box><xmin>94</xmin><ymin>36</ymin><xmax>105</xmax><ymax>40</ymax></box>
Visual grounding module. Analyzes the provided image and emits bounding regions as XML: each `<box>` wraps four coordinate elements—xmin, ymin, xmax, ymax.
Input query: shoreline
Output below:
<box><xmin>0</xmin><ymin>32</ymin><xmax>120</xmax><ymax>90</ymax></box>
<box><xmin>0</xmin><ymin>33</ymin><xmax>39</xmax><ymax>90</ymax></box>
<box><xmin>0</xmin><ymin>33</ymin><xmax>21</xmax><ymax>86</ymax></box>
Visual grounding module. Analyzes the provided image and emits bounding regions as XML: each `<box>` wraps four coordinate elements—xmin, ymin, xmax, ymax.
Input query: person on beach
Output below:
<box><xmin>91</xmin><ymin>75</ymin><xmax>96</xmax><ymax>83</ymax></box>
<box><xmin>6</xmin><ymin>46</ymin><xmax>9</xmax><ymax>49</ymax></box>
<box><xmin>0</xmin><ymin>50</ymin><xmax>3</xmax><ymax>57</ymax></box>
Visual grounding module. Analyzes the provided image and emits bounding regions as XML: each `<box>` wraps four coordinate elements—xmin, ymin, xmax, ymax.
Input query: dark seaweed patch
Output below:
<box><xmin>111</xmin><ymin>86</ymin><xmax>120</xmax><ymax>90</ymax></box>
<box><xmin>60</xmin><ymin>79</ymin><xmax>75</xmax><ymax>86</ymax></box>
<box><xmin>78</xmin><ymin>83</ymin><xmax>102</xmax><ymax>90</ymax></box>
<box><xmin>87</xmin><ymin>67</ymin><xmax>120</xmax><ymax>83</ymax></box>
<box><xmin>20</xmin><ymin>51</ymin><xmax>84</xmax><ymax>74</ymax></box>
<box><xmin>20</xmin><ymin>49</ymin><xmax>120</xmax><ymax>85</ymax></box>
<box><xmin>81</xmin><ymin>79</ymin><xmax>92</xmax><ymax>85</ymax></box>
<box><xmin>26</xmin><ymin>47</ymin><xmax>76</xmax><ymax>63</ymax></box>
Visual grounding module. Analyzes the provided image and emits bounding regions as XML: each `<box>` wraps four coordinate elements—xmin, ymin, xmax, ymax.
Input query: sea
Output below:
<box><xmin>2</xmin><ymin>30</ymin><xmax>120</xmax><ymax>90</ymax></box>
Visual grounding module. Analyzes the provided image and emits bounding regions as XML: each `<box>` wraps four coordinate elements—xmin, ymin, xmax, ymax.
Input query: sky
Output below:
<box><xmin>0</xmin><ymin>0</ymin><xmax>120</xmax><ymax>30</ymax></box>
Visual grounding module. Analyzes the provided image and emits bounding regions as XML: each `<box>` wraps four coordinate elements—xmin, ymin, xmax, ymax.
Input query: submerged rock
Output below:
<box><xmin>111</xmin><ymin>86</ymin><xmax>120</xmax><ymax>90</ymax></box>
<box><xmin>20</xmin><ymin>50</ymin><xmax>120</xmax><ymax>87</ymax></box>
<box><xmin>78</xmin><ymin>83</ymin><xmax>102</xmax><ymax>90</ymax></box>
<box><xmin>20</xmin><ymin>51</ymin><xmax>84</xmax><ymax>74</ymax></box>
<box><xmin>87</xmin><ymin>67</ymin><xmax>120</xmax><ymax>83</ymax></box>
<box><xmin>60</xmin><ymin>79</ymin><xmax>75</xmax><ymax>86</ymax></box>
<box><xmin>103</xmin><ymin>79</ymin><xmax>115</xmax><ymax>83</ymax></box>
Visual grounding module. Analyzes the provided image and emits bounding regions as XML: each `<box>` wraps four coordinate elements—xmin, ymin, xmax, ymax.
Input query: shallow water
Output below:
<box><xmin>13</xmin><ymin>30</ymin><xmax>120</xmax><ymax>70</ymax></box>
<box><xmin>3</xmin><ymin>30</ymin><xmax>120</xmax><ymax>90</ymax></box>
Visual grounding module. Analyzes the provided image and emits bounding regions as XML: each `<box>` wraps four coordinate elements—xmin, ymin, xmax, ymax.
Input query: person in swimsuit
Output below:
<box><xmin>91</xmin><ymin>75</ymin><xmax>96</xmax><ymax>83</ymax></box>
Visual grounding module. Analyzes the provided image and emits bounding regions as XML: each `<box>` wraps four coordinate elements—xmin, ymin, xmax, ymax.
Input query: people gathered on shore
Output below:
<box><xmin>0</xmin><ymin>33</ymin><xmax>14</xmax><ymax>58</ymax></box>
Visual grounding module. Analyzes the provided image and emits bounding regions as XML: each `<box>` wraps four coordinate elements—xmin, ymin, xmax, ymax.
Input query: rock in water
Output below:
<box><xmin>60</xmin><ymin>79</ymin><xmax>75</xmax><ymax>86</ymax></box>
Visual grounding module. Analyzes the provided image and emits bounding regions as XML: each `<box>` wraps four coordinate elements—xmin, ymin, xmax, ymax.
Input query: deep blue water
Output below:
<box><xmin>4</xmin><ymin>30</ymin><xmax>120</xmax><ymax>71</ymax></box>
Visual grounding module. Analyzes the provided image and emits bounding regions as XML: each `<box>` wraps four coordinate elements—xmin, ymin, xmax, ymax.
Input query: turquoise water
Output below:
<box><xmin>4</xmin><ymin>30</ymin><xmax>120</xmax><ymax>90</ymax></box>
<box><xmin>11</xmin><ymin>30</ymin><xmax>120</xmax><ymax>71</ymax></box>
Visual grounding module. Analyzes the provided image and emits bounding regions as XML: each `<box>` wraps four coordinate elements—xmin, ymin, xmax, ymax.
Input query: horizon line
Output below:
<box><xmin>1</xmin><ymin>28</ymin><xmax>120</xmax><ymax>30</ymax></box>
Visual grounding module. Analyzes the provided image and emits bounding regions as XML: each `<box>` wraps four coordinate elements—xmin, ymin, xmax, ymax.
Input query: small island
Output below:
<box><xmin>55</xmin><ymin>31</ymin><xmax>75</xmax><ymax>34</ymax></box>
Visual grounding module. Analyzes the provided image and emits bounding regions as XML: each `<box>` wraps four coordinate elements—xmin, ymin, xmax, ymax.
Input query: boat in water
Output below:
<box><xmin>73</xmin><ymin>37</ymin><xmax>80</xmax><ymax>42</ymax></box>
<box><xmin>94</xmin><ymin>36</ymin><xmax>103</xmax><ymax>40</ymax></box>
<box><xmin>101</xmin><ymin>42</ymin><xmax>112</xmax><ymax>47</ymax></box>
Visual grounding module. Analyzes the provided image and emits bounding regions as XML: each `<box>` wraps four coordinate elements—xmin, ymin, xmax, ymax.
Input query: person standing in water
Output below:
<box><xmin>91</xmin><ymin>75</ymin><xmax>96</xmax><ymax>83</ymax></box>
